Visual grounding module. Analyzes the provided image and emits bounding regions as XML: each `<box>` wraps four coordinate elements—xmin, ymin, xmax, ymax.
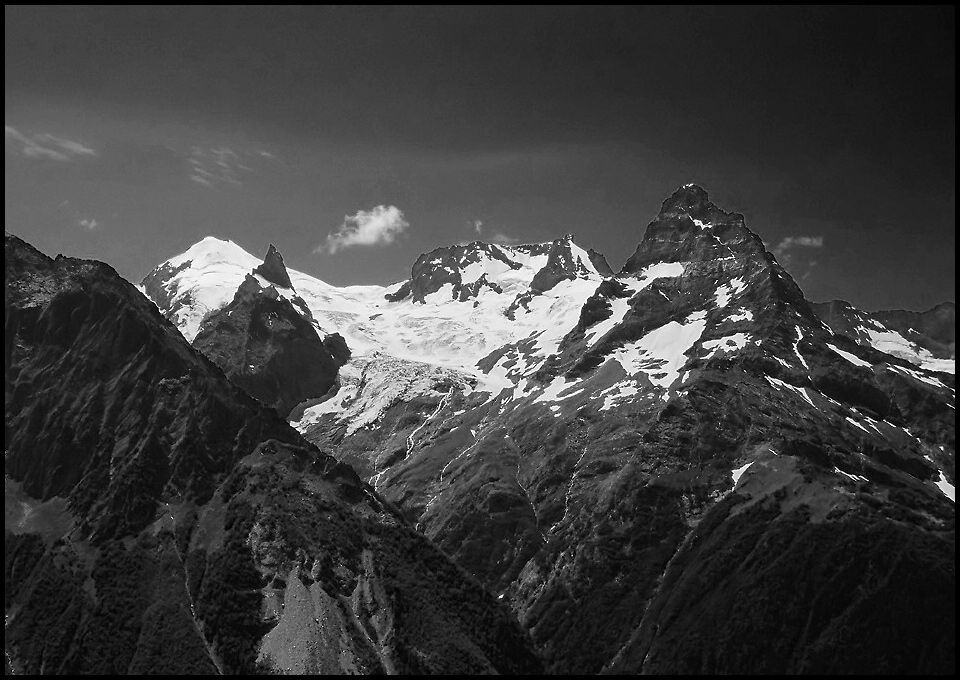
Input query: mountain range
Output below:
<box><xmin>6</xmin><ymin>184</ymin><xmax>955</xmax><ymax>674</ymax></box>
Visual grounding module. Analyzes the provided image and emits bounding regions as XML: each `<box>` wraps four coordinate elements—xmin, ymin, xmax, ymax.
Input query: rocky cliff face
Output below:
<box><xmin>4</xmin><ymin>234</ymin><xmax>542</xmax><ymax>676</ymax></box>
<box><xmin>621</xmin><ymin>184</ymin><xmax>769</xmax><ymax>273</ymax></box>
<box><xmin>192</xmin><ymin>274</ymin><xmax>347</xmax><ymax>418</ymax></box>
<box><xmin>254</xmin><ymin>243</ymin><xmax>294</xmax><ymax>289</ymax></box>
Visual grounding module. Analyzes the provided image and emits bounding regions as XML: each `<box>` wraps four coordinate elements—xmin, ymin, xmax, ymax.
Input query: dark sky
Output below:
<box><xmin>5</xmin><ymin>6</ymin><xmax>955</xmax><ymax>310</ymax></box>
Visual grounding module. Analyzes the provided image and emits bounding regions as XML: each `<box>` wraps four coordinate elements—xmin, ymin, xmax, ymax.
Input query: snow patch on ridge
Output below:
<box><xmin>727</xmin><ymin>308</ymin><xmax>753</xmax><ymax>322</ymax></box>
<box><xmin>765</xmin><ymin>376</ymin><xmax>816</xmax><ymax>408</ymax></box>
<box><xmin>827</xmin><ymin>343</ymin><xmax>872</xmax><ymax>368</ymax></box>
<box><xmin>611</xmin><ymin>310</ymin><xmax>707</xmax><ymax>393</ymax></box>
<box><xmin>598</xmin><ymin>381</ymin><xmax>641</xmax><ymax>412</ymax></box>
<box><xmin>731</xmin><ymin>462</ymin><xmax>753</xmax><ymax>486</ymax></box>
<box><xmin>850</xmin><ymin>323</ymin><xmax>955</xmax><ymax>375</ymax></box>
<box><xmin>702</xmin><ymin>333</ymin><xmax>751</xmax><ymax>359</ymax></box>
<box><xmin>886</xmin><ymin>364</ymin><xmax>949</xmax><ymax>389</ymax></box>
<box><xmin>584</xmin><ymin>262</ymin><xmax>686</xmax><ymax>347</ymax></box>
<box><xmin>833</xmin><ymin>466</ymin><xmax>868</xmax><ymax>483</ymax></box>
<box><xmin>935</xmin><ymin>471</ymin><xmax>955</xmax><ymax>502</ymax></box>
<box><xmin>714</xmin><ymin>277</ymin><xmax>747</xmax><ymax>308</ymax></box>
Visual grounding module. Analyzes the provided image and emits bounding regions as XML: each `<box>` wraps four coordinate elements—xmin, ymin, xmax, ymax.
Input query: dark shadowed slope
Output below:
<box><xmin>4</xmin><ymin>234</ymin><xmax>542</xmax><ymax>675</ymax></box>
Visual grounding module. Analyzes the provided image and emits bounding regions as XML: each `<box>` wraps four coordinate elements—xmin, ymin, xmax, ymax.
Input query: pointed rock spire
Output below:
<box><xmin>254</xmin><ymin>244</ymin><xmax>293</xmax><ymax>289</ymax></box>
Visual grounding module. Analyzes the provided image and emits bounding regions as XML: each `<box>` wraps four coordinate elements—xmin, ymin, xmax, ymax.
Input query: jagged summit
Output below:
<box><xmin>660</xmin><ymin>183</ymin><xmax>713</xmax><ymax>215</ymax></box>
<box><xmin>254</xmin><ymin>243</ymin><xmax>294</xmax><ymax>289</ymax></box>
<box><xmin>621</xmin><ymin>184</ymin><xmax>767</xmax><ymax>275</ymax></box>
<box><xmin>390</xmin><ymin>234</ymin><xmax>611</xmax><ymax>304</ymax></box>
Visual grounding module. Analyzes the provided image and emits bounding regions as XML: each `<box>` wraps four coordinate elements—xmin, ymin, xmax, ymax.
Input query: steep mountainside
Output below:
<box><xmin>191</xmin><ymin>253</ymin><xmax>349</xmax><ymax>418</ymax></box>
<box><xmin>141</xmin><ymin>185</ymin><xmax>955</xmax><ymax>675</ymax></box>
<box><xmin>4</xmin><ymin>234</ymin><xmax>542</xmax><ymax>675</ymax></box>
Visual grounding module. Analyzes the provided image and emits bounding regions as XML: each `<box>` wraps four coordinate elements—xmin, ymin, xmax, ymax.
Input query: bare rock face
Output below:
<box><xmin>406</xmin><ymin>241</ymin><xmax>533</xmax><ymax>303</ymax></box>
<box><xmin>530</xmin><ymin>235</ymin><xmax>604</xmax><ymax>293</ymax></box>
<box><xmin>254</xmin><ymin>243</ymin><xmax>294</xmax><ymax>289</ymax></box>
<box><xmin>621</xmin><ymin>184</ymin><xmax>768</xmax><ymax>273</ymax></box>
<box><xmin>193</xmin><ymin>273</ymin><xmax>344</xmax><ymax>418</ymax></box>
<box><xmin>4</xmin><ymin>234</ymin><xmax>543</xmax><ymax>677</ymax></box>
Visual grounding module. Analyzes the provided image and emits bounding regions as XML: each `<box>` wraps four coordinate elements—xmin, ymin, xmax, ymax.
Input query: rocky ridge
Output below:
<box><xmin>4</xmin><ymin>234</ymin><xmax>543</xmax><ymax>675</ymax></box>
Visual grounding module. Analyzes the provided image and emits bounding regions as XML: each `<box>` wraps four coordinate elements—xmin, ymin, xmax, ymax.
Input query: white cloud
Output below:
<box><xmin>490</xmin><ymin>232</ymin><xmax>521</xmax><ymax>245</ymax></box>
<box><xmin>774</xmin><ymin>234</ymin><xmax>823</xmax><ymax>281</ymax></box>
<box><xmin>774</xmin><ymin>235</ymin><xmax>824</xmax><ymax>253</ymax></box>
<box><xmin>468</xmin><ymin>219</ymin><xmax>520</xmax><ymax>245</ymax></box>
<box><xmin>317</xmin><ymin>205</ymin><xmax>410</xmax><ymax>254</ymax></box>
<box><xmin>5</xmin><ymin>125</ymin><xmax>96</xmax><ymax>161</ymax></box>
<box><xmin>79</xmin><ymin>218</ymin><xmax>99</xmax><ymax>230</ymax></box>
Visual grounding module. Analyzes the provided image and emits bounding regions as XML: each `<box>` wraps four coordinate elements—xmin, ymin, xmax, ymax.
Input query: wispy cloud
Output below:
<box><xmin>79</xmin><ymin>218</ymin><xmax>99</xmax><ymax>230</ymax></box>
<box><xmin>188</xmin><ymin>146</ymin><xmax>252</xmax><ymax>187</ymax></box>
<box><xmin>317</xmin><ymin>205</ymin><xmax>409</xmax><ymax>254</ymax></box>
<box><xmin>774</xmin><ymin>235</ymin><xmax>824</xmax><ymax>253</ymax></box>
<box><xmin>774</xmin><ymin>234</ymin><xmax>823</xmax><ymax>281</ymax></box>
<box><xmin>470</xmin><ymin>218</ymin><xmax>520</xmax><ymax>245</ymax></box>
<box><xmin>5</xmin><ymin>125</ymin><xmax>97</xmax><ymax>161</ymax></box>
<box><xmin>490</xmin><ymin>232</ymin><xmax>521</xmax><ymax>245</ymax></box>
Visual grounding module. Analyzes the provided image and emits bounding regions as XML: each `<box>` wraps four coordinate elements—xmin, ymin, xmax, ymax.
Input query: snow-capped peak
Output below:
<box><xmin>165</xmin><ymin>236</ymin><xmax>262</xmax><ymax>271</ymax></box>
<box><xmin>396</xmin><ymin>236</ymin><xmax>611</xmax><ymax>304</ymax></box>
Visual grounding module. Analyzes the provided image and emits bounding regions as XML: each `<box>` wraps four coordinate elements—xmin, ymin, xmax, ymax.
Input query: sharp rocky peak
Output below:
<box><xmin>254</xmin><ymin>243</ymin><xmax>294</xmax><ymax>289</ymax></box>
<box><xmin>621</xmin><ymin>184</ymin><xmax>769</xmax><ymax>275</ymax></box>
<box><xmin>659</xmin><ymin>183</ymin><xmax>713</xmax><ymax>215</ymax></box>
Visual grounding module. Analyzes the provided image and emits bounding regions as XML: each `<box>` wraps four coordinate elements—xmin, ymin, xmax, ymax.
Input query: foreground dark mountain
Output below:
<box><xmin>4</xmin><ymin>234</ymin><xmax>542</xmax><ymax>675</ymax></box>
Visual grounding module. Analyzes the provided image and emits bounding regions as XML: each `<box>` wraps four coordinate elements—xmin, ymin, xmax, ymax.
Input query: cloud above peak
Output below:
<box><xmin>5</xmin><ymin>125</ymin><xmax>97</xmax><ymax>161</ymax></box>
<box><xmin>774</xmin><ymin>235</ymin><xmax>824</xmax><ymax>253</ymax></box>
<box><xmin>773</xmin><ymin>234</ymin><xmax>823</xmax><ymax>282</ymax></box>
<box><xmin>317</xmin><ymin>205</ymin><xmax>409</xmax><ymax>254</ymax></box>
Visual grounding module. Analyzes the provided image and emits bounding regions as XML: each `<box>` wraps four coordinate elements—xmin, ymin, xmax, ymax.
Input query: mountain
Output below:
<box><xmin>142</xmin><ymin>185</ymin><xmax>955</xmax><ymax>674</ymax></box>
<box><xmin>812</xmin><ymin>299</ymin><xmax>955</xmax><ymax>371</ymax></box>
<box><xmin>4</xmin><ymin>234</ymin><xmax>542</xmax><ymax>675</ymax></box>
<box><xmin>190</xmin><ymin>248</ymin><xmax>350</xmax><ymax>418</ymax></box>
